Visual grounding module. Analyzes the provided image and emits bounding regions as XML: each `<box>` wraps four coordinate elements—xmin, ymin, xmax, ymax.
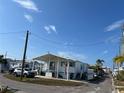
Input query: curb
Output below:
<box><xmin>112</xmin><ymin>78</ymin><xmax>116</xmax><ymax>93</ymax></box>
<box><xmin>112</xmin><ymin>78</ymin><xmax>120</xmax><ymax>93</ymax></box>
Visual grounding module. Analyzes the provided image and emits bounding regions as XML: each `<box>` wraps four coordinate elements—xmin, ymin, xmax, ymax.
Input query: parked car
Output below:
<box><xmin>119</xmin><ymin>66</ymin><xmax>124</xmax><ymax>71</ymax></box>
<box><xmin>13</xmin><ymin>68</ymin><xmax>35</xmax><ymax>78</ymax></box>
<box><xmin>93</xmin><ymin>73</ymin><xmax>98</xmax><ymax>78</ymax></box>
<box><xmin>87</xmin><ymin>69</ymin><xmax>95</xmax><ymax>80</ymax></box>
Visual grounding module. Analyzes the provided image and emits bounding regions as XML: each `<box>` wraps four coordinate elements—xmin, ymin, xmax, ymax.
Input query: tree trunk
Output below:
<box><xmin>117</xmin><ymin>63</ymin><xmax>120</xmax><ymax>75</ymax></box>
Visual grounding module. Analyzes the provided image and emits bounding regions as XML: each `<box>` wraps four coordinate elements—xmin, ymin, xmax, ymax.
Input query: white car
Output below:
<box><xmin>14</xmin><ymin>68</ymin><xmax>35</xmax><ymax>78</ymax></box>
<box><xmin>87</xmin><ymin>69</ymin><xmax>95</xmax><ymax>80</ymax></box>
<box><xmin>119</xmin><ymin>67</ymin><xmax>124</xmax><ymax>71</ymax></box>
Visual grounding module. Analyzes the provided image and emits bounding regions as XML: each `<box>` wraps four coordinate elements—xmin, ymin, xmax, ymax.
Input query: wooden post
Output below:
<box><xmin>21</xmin><ymin>31</ymin><xmax>29</xmax><ymax>80</ymax></box>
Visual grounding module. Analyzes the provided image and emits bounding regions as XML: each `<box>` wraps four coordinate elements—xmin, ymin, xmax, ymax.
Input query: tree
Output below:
<box><xmin>113</xmin><ymin>56</ymin><xmax>124</xmax><ymax>75</ymax></box>
<box><xmin>96</xmin><ymin>59</ymin><xmax>104</xmax><ymax>67</ymax></box>
<box><xmin>0</xmin><ymin>55</ymin><xmax>7</xmax><ymax>64</ymax></box>
<box><xmin>95</xmin><ymin>59</ymin><xmax>105</xmax><ymax>76</ymax></box>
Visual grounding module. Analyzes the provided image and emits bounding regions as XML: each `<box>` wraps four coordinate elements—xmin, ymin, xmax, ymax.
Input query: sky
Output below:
<box><xmin>0</xmin><ymin>0</ymin><xmax>124</xmax><ymax>68</ymax></box>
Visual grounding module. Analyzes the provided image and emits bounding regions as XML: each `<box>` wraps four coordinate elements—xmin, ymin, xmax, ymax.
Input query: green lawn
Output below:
<box><xmin>6</xmin><ymin>90</ymin><xmax>14</xmax><ymax>93</ymax></box>
<box><xmin>4</xmin><ymin>74</ymin><xmax>83</xmax><ymax>86</ymax></box>
<box><xmin>114</xmin><ymin>79</ymin><xmax>124</xmax><ymax>86</ymax></box>
<box><xmin>118</xmin><ymin>88</ymin><xmax>124</xmax><ymax>91</ymax></box>
<box><xmin>0</xmin><ymin>87</ymin><xmax>14</xmax><ymax>93</ymax></box>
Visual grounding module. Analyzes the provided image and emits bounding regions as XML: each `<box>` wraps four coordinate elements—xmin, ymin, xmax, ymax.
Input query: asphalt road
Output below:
<box><xmin>0</xmin><ymin>74</ymin><xmax>113</xmax><ymax>93</ymax></box>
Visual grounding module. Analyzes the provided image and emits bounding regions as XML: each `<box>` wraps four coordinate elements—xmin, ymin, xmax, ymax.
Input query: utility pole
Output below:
<box><xmin>5</xmin><ymin>51</ymin><xmax>7</xmax><ymax>59</ymax></box>
<box><xmin>20</xmin><ymin>31</ymin><xmax>29</xmax><ymax>80</ymax></box>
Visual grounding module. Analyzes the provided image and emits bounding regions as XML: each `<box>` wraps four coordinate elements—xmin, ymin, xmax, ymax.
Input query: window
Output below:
<box><xmin>69</xmin><ymin>62</ymin><xmax>75</xmax><ymax>67</ymax></box>
<box><xmin>80</xmin><ymin>65</ymin><xmax>83</xmax><ymax>70</ymax></box>
<box><xmin>50</xmin><ymin>62</ymin><xmax>55</xmax><ymax>67</ymax></box>
<box><xmin>61</xmin><ymin>61</ymin><xmax>66</xmax><ymax>67</ymax></box>
<box><xmin>17</xmin><ymin>68</ymin><xmax>21</xmax><ymax>70</ymax></box>
<box><xmin>50</xmin><ymin>62</ymin><xmax>55</xmax><ymax>70</ymax></box>
<box><xmin>25</xmin><ymin>68</ymin><xmax>30</xmax><ymax>71</ymax></box>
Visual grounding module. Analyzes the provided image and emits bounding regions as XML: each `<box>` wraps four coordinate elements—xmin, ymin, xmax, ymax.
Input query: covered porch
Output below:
<box><xmin>33</xmin><ymin>53</ymin><xmax>71</xmax><ymax>80</ymax></box>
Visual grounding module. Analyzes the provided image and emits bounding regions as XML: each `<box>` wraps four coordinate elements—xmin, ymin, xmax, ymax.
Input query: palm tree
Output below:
<box><xmin>96</xmin><ymin>59</ymin><xmax>104</xmax><ymax>67</ymax></box>
<box><xmin>95</xmin><ymin>59</ymin><xmax>105</xmax><ymax>75</ymax></box>
<box><xmin>113</xmin><ymin>56</ymin><xmax>124</xmax><ymax>75</ymax></box>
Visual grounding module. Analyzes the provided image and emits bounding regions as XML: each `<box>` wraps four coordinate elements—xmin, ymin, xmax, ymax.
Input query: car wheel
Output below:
<box><xmin>14</xmin><ymin>73</ymin><xmax>18</xmax><ymax>77</ymax></box>
<box><xmin>24</xmin><ymin>74</ymin><xmax>27</xmax><ymax>78</ymax></box>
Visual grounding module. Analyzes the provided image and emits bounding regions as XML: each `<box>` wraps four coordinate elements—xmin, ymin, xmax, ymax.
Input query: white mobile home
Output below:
<box><xmin>33</xmin><ymin>53</ymin><xmax>88</xmax><ymax>80</ymax></box>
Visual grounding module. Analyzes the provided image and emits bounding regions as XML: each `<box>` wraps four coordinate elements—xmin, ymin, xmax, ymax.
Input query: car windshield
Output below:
<box><xmin>17</xmin><ymin>69</ymin><xmax>21</xmax><ymax>70</ymax></box>
<box><xmin>25</xmin><ymin>69</ymin><xmax>30</xmax><ymax>71</ymax></box>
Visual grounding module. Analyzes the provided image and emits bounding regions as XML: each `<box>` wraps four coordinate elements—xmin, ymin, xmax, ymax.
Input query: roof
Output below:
<box><xmin>33</xmin><ymin>53</ymin><xmax>89</xmax><ymax>65</ymax></box>
<box><xmin>33</xmin><ymin>53</ymin><xmax>74</xmax><ymax>62</ymax></box>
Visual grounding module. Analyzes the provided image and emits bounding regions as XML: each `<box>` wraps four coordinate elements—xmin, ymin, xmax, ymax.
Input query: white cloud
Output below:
<box><xmin>64</xmin><ymin>42</ymin><xmax>73</xmax><ymax>46</ymax></box>
<box><xmin>105</xmin><ymin>19</ymin><xmax>124</xmax><ymax>32</ymax></box>
<box><xmin>13</xmin><ymin>0</ymin><xmax>40</xmax><ymax>12</ymax></box>
<box><xmin>44</xmin><ymin>25</ymin><xmax>57</xmax><ymax>34</ymax></box>
<box><xmin>103</xmin><ymin>50</ymin><xmax>108</xmax><ymax>54</ymax></box>
<box><xmin>24</xmin><ymin>14</ymin><xmax>33</xmax><ymax>22</ymax></box>
<box><xmin>44</xmin><ymin>26</ymin><xmax>51</xmax><ymax>34</ymax></box>
<box><xmin>105</xmin><ymin>35</ymin><xmax>120</xmax><ymax>44</ymax></box>
<box><xmin>57</xmin><ymin>51</ymin><xmax>87</xmax><ymax>61</ymax></box>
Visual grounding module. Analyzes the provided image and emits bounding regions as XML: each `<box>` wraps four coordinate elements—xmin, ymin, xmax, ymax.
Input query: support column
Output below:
<box><xmin>40</xmin><ymin>63</ymin><xmax>42</xmax><ymax>75</ymax></box>
<box><xmin>67</xmin><ymin>59</ymin><xmax>69</xmax><ymax>80</ymax></box>
<box><xmin>48</xmin><ymin>61</ymin><xmax>50</xmax><ymax>72</ymax></box>
<box><xmin>56</xmin><ymin>59</ymin><xmax>59</xmax><ymax>78</ymax></box>
<box><xmin>48</xmin><ymin>52</ymin><xmax>50</xmax><ymax>72</ymax></box>
<box><xmin>32</xmin><ymin>61</ymin><xmax>34</xmax><ymax>70</ymax></box>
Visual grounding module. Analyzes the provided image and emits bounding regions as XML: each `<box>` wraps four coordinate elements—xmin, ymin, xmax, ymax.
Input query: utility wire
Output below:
<box><xmin>31</xmin><ymin>33</ymin><xmax>105</xmax><ymax>47</ymax></box>
<box><xmin>0</xmin><ymin>31</ymin><xmax>25</xmax><ymax>35</ymax></box>
<box><xmin>0</xmin><ymin>31</ymin><xmax>112</xmax><ymax>47</ymax></box>
<box><xmin>31</xmin><ymin>33</ymin><xmax>63</xmax><ymax>45</ymax></box>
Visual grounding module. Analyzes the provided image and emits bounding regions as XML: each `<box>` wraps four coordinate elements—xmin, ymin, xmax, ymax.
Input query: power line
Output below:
<box><xmin>31</xmin><ymin>33</ymin><xmax>105</xmax><ymax>47</ymax></box>
<box><xmin>0</xmin><ymin>31</ymin><xmax>25</xmax><ymax>35</ymax></box>
<box><xmin>0</xmin><ymin>31</ymin><xmax>108</xmax><ymax>47</ymax></box>
<box><xmin>31</xmin><ymin>33</ymin><xmax>63</xmax><ymax>45</ymax></box>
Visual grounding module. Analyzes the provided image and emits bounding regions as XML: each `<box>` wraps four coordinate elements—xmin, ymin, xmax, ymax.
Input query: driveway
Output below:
<box><xmin>0</xmin><ymin>73</ymin><xmax>113</xmax><ymax>93</ymax></box>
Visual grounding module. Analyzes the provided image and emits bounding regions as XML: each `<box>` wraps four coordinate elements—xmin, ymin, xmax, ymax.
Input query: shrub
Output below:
<box><xmin>117</xmin><ymin>71</ymin><xmax>124</xmax><ymax>81</ymax></box>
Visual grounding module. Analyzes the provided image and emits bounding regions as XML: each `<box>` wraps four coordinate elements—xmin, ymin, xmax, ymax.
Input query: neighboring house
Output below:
<box><xmin>33</xmin><ymin>53</ymin><xmax>89</xmax><ymax>80</ymax></box>
<box><xmin>0</xmin><ymin>59</ymin><xmax>9</xmax><ymax>73</ymax></box>
<box><xmin>0</xmin><ymin>63</ymin><xmax>8</xmax><ymax>72</ymax></box>
<box><xmin>8</xmin><ymin>59</ymin><xmax>31</xmax><ymax>69</ymax></box>
<box><xmin>7</xmin><ymin>59</ymin><xmax>23</xmax><ymax>69</ymax></box>
<box><xmin>0</xmin><ymin>58</ymin><xmax>43</xmax><ymax>73</ymax></box>
<box><xmin>8</xmin><ymin>59</ymin><xmax>43</xmax><ymax>74</ymax></box>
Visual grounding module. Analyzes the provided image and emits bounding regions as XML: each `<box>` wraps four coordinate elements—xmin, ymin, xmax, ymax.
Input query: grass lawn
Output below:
<box><xmin>6</xmin><ymin>90</ymin><xmax>14</xmax><ymax>93</ymax></box>
<box><xmin>4</xmin><ymin>74</ymin><xmax>83</xmax><ymax>86</ymax></box>
<box><xmin>114</xmin><ymin>79</ymin><xmax>124</xmax><ymax>86</ymax></box>
<box><xmin>0</xmin><ymin>87</ymin><xmax>14</xmax><ymax>93</ymax></box>
<box><xmin>118</xmin><ymin>88</ymin><xmax>124</xmax><ymax>91</ymax></box>
<box><xmin>117</xmin><ymin>88</ymin><xmax>124</xmax><ymax>93</ymax></box>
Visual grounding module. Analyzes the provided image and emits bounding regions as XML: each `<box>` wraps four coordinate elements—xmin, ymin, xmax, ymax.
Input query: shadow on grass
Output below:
<box><xmin>8</xmin><ymin>88</ymin><xmax>19</xmax><ymax>93</ymax></box>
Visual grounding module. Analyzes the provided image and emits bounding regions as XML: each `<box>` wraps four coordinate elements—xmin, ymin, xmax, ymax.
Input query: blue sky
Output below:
<box><xmin>0</xmin><ymin>0</ymin><xmax>124</xmax><ymax>67</ymax></box>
